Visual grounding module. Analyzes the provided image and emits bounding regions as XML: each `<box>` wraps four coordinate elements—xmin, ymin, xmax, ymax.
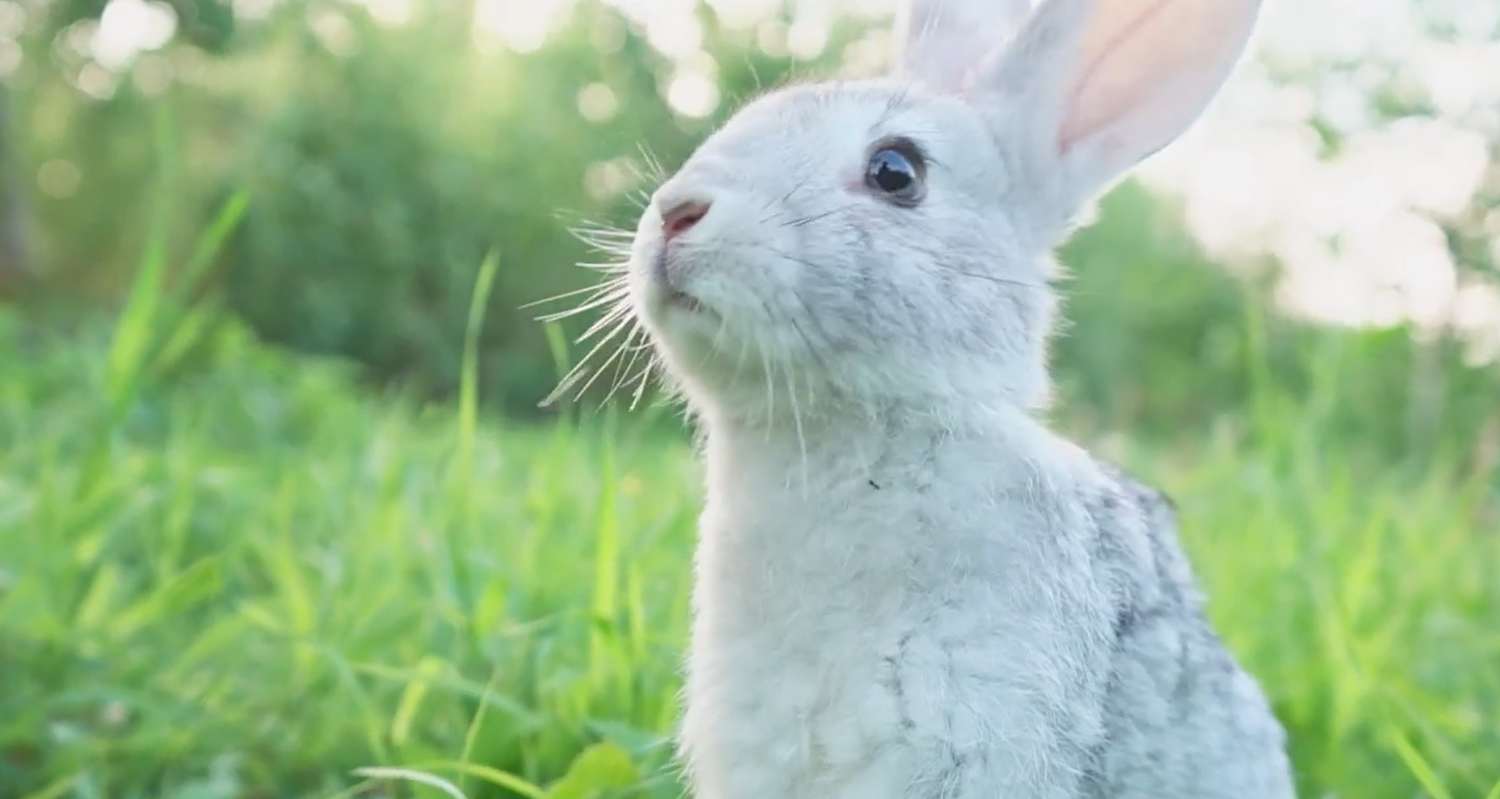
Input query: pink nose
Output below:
<box><xmin>662</xmin><ymin>200</ymin><xmax>711</xmax><ymax>242</ymax></box>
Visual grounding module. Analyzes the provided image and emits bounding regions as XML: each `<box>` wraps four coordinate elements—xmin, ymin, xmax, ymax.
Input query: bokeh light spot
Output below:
<box><xmin>666</xmin><ymin>70</ymin><xmax>719</xmax><ymax>119</ymax></box>
<box><xmin>577</xmin><ymin>82</ymin><xmax>620</xmax><ymax>123</ymax></box>
<box><xmin>38</xmin><ymin>160</ymin><xmax>82</xmax><ymax>199</ymax></box>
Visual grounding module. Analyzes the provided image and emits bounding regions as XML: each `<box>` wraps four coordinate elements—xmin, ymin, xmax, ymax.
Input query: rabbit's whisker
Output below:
<box><xmin>605</xmin><ymin>322</ymin><xmax>643</xmax><ymax>394</ymax></box>
<box><xmin>569</xmin><ymin>224</ymin><xmax>636</xmax><ymax>242</ymax></box>
<box><xmin>602</xmin><ymin>323</ymin><xmax>650</xmax><ymax>406</ymax></box>
<box><xmin>765</xmin><ymin>173</ymin><xmax>816</xmax><ymax>214</ymax></box>
<box><xmin>636</xmin><ymin>142</ymin><xmax>668</xmax><ymax>183</ymax></box>
<box><xmin>787</xmin><ymin>302</ymin><xmax>833</xmax><ymax>378</ymax></box>
<box><xmin>783</xmin><ymin>352</ymin><xmax>809</xmax><ymax>494</ymax></box>
<box><xmin>925</xmin><ymin>264</ymin><xmax>1047</xmax><ymax>290</ymax></box>
<box><xmin>577</xmin><ymin>300</ymin><xmax>636</xmax><ymax>342</ymax></box>
<box><xmin>526</xmin><ymin>278</ymin><xmax>627</xmax><ymax>313</ymax></box>
<box><xmin>572</xmin><ymin>317</ymin><xmax>643</xmax><ymax>402</ymax></box>
<box><xmin>539</xmin><ymin>285</ymin><xmax>630</xmax><ymax>324</ymax></box>
<box><xmin>570</xmin><ymin>237</ymin><xmax>628</xmax><ymax>260</ymax></box>
<box><xmin>781</xmin><ymin>205</ymin><xmax>857</xmax><ymax>229</ymax></box>
<box><xmin>730</xmin><ymin>332</ymin><xmax>755</xmax><ymax>392</ymax></box>
<box><xmin>757</xmin><ymin>335</ymin><xmax>776</xmax><ymax>440</ymax></box>
<box><xmin>629</xmin><ymin>357</ymin><xmax>656</xmax><ymax>410</ymax></box>
<box><xmin>570</xmin><ymin>229</ymin><xmax>637</xmax><ymax>260</ymax></box>
<box><xmin>577</xmin><ymin>261</ymin><xmax>631</xmax><ymax>274</ymax></box>
<box><xmin>541</xmin><ymin>309</ymin><xmax>632</xmax><ymax>405</ymax></box>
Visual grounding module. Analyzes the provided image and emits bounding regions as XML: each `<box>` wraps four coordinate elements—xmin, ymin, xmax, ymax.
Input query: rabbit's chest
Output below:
<box><xmin>683</xmin><ymin>492</ymin><xmax>1082</xmax><ymax>798</ymax></box>
<box><xmin>683</xmin><ymin>600</ymin><xmax>919</xmax><ymax>798</ymax></box>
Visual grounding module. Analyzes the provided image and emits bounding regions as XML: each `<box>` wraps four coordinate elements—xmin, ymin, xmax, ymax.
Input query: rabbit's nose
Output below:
<box><xmin>662</xmin><ymin>200</ymin><xmax>712</xmax><ymax>242</ymax></box>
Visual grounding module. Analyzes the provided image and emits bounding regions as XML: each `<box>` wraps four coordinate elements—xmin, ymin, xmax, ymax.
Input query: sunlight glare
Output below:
<box><xmin>476</xmin><ymin>0</ymin><xmax>574</xmax><ymax>54</ymax></box>
<box><xmin>92</xmin><ymin>0</ymin><xmax>176</xmax><ymax>71</ymax></box>
<box><xmin>667</xmin><ymin>68</ymin><xmax>719</xmax><ymax>118</ymax></box>
<box><xmin>1143</xmin><ymin>0</ymin><xmax>1500</xmax><ymax>346</ymax></box>
<box><xmin>360</xmin><ymin>0</ymin><xmax>416</xmax><ymax>27</ymax></box>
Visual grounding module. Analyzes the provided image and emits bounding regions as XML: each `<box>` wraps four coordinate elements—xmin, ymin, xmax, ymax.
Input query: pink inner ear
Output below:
<box><xmin>1058</xmin><ymin>0</ymin><xmax>1176</xmax><ymax>152</ymax></box>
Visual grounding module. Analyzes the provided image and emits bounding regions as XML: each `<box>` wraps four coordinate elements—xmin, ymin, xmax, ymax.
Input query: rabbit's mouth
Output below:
<box><xmin>664</xmin><ymin>288</ymin><xmax>706</xmax><ymax>314</ymax></box>
<box><xmin>651</xmin><ymin>248</ymin><xmax>714</xmax><ymax>318</ymax></box>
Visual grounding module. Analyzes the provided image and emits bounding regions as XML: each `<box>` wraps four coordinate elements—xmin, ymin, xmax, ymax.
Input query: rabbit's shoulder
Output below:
<box><xmin>1076</xmin><ymin>460</ymin><xmax>1294</xmax><ymax>797</ymax></box>
<box><xmin>1078</xmin><ymin>460</ymin><xmax>1200</xmax><ymax>620</ymax></box>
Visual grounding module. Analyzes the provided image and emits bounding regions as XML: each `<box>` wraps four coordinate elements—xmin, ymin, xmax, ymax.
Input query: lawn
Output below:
<box><xmin>2</xmin><ymin>215</ymin><xmax>1499</xmax><ymax>798</ymax></box>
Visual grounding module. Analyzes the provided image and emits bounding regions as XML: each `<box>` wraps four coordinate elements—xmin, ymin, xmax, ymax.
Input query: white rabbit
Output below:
<box><xmin>614</xmin><ymin>0</ymin><xmax>1296</xmax><ymax>796</ymax></box>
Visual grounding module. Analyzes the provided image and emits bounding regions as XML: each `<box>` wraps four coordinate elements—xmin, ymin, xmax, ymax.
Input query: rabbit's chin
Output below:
<box><xmin>632</xmin><ymin>272</ymin><xmax>722</xmax><ymax>349</ymax></box>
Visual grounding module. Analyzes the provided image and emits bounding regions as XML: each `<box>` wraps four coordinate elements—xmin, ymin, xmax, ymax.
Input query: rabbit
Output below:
<box><xmin>608</xmin><ymin>0</ymin><xmax>1296</xmax><ymax>796</ymax></box>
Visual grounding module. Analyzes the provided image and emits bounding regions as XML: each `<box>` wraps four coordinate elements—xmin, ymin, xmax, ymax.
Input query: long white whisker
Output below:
<box><xmin>785</xmin><ymin>356</ymin><xmax>808</xmax><ymax>495</ymax></box>
<box><xmin>603</xmin><ymin>323</ymin><xmax>648</xmax><ymax>405</ymax></box>
<box><xmin>570</xmin><ymin>230</ymin><xmax>637</xmax><ymax>260</ymax></box>
<box><xmin>731</xmin><ymin>333</ymin><xmax>753</xmax><ymax>391</ymax></box>
<box><xmin>629</xmin><ymin>357</ymin><xmax>656</xmax><ymax>410</ymax></box>
<box><xmin>577</xmin><ymin>260</ymin><xmax>631</xmax><ymax>273</ymax></box>
<box><xmin>636</xmin><ymin>142</ymin><xmax>667</xmax><ymax>183</ymax></box>
<box><xmin>576</xmin><ymin>301</ymin><xmax>634</xmax><ymax>342</ymax></box>
<box><xmin>709</xmin><ymin>308</ymin><xmax>733</xmax><ymax>356</ymax></box>
<box><xmin>570</xmin><ymin>224</ymin><xmax>636</xmax><ymax>241</ymax></box>
<box><xmin>570</xmin><ymin>323</ymin><xmax>640</xmax><ymax>401</ymax></box>
<box><xmin>541</xmin><ymin>312</ymin><xmax>635</xmax><ymax>405</ymax></box>
<box><xmin>530</xmin><ymin>280</ymin><xmax>627</xmax><ymax>317</ymax></box>
<box><xmin>540</xmin><ymin>280</ymin><xmax>627</xmax><ymax>317</ymax></box>
<box><xmin>758</xmin><ymin>338</ymin><xmax>776</xmax><ymax>441</ymax></box>
<box><xmin>538</xmin><ymin>288</ymin><xmax>630</xmax><ymax>324</ymax></box>
<box><xmin>521</xmin><ymin>280</ymin><xmax>622</xmax><ymax>310</ymax></box>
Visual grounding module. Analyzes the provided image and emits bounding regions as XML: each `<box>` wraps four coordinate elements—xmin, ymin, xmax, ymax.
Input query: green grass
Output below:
<box><xmin>0</xmin><ymin>311</ymin><xmax>701</xmax><ymax>798</ymax></box>
<box><xmin>2</xmin><ymin>196</ymin><xmax>1499</xmax><ymax>798</ymax></box>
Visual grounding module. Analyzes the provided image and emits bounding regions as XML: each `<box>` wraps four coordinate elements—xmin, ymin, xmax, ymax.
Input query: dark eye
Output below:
<box><xmin>865</xmin><ymin>140</ymin><xmax>926</xmax><ymax>206</ymax></box>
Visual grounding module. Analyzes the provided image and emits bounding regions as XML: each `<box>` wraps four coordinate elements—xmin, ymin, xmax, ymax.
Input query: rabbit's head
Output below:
<box><xmin>623</xmin><ymin>0</ymin><xmax>1260</xmax><ymax>425</ymax></box>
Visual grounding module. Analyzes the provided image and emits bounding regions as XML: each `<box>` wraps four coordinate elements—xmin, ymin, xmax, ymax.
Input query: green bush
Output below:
<box><xmin>220</xmin><ymin>5</ymin><xmax>811</xmax><ymax>409</ymax></box>
<box><xmin>1057</xmin><ymin>184</ymin><xmax>1500</xmax><ymax>464</ymax></box>
<box><xmin>10</xmin><ymin>2</ymin><xmax>804</xmax><ymax>408</ymax></box>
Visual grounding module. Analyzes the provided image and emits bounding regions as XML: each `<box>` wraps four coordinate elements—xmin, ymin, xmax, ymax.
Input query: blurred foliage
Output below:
<box><xmin>5</xmin><ymin>0</ymin><xmax>1496</xmax><ymax>416</ymax></box>
<box><xmin>1059</xmin><ymin>184</ymin><xmax>1500</xmax><ymax>464</ymax></box>
<box><xmin>225</xmin><ymin>5</ymin><xmax>676</xmax><ymax>406</ymax></box>
<box><xmin>4</xmin><ymin>0</ymin><xmax>813</xmax><ymax>408</ymax></box>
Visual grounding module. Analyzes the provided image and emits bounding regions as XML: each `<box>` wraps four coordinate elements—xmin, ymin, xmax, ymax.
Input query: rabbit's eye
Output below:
<box><xmin>865</xmin><ymin>140</ymin><xmax>926</xmax><ymax>206</ymax></box>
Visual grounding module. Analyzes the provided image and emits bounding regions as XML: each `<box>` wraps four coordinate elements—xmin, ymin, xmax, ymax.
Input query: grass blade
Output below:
<box><xmin>1388</xmin><ymin>727</ymin><xmax>1453</xmax><ymax>799</ymax></box>
<box><xmin>457</xmin><ymin>250</ymin><xmax>501</xmax><ymax>483</ymax></box>
<box><xmin>172</xmin><ymin>189</ymin><xmax>251</xmax><ymax>302</ymax></box>
<box><xmin>418</xmin><ymin>761</ymin><xmax>544</xmax><ymax>798</ymax></box>
<box><xmin>352</xmin><ymin>767</ymin><xmax>468</xmax><ymax>799</ymax></box>
<box><xmin>447</xmin><ymin>250</ymin><xmax>500</xmax><ymax>640</ymax></box>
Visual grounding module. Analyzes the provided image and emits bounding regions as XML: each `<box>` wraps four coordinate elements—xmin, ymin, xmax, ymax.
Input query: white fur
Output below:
<box><xmin>898</xmin><ymin>0</ymin><xmax>1035</xmax><ymax>89</ymax></box>
<box><xmin>620</xmin><ymin>0</ymin><xmax>1292</xmax><ymax>796</ymax></box>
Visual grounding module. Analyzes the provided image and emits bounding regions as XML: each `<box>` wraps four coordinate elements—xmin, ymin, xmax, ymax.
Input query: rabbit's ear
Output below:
<box><xmin>984</xmin><ymin>0</ymin><xmax>1260</xmax><ymax>204</ymax></box>
<box><xmin>897</xmin><ymin>0</ymin><xmax>1035</xmax><ymax>90</ymax></box>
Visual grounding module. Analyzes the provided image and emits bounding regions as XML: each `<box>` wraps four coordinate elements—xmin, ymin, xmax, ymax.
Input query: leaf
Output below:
<box><xmin>415</xmin><ymin>761</ymin><xmax>544</xmax><ymax>799</ymax></box>
<box><xmin>19</xmin><ymin>773</ymin><xmax>83</xmax><ymax>799</ymax></box>
<box><xmin>391</xmin><ymin>656</ymin><xmax>446</xmax><ymax>748</ymax></box>
<box><xmin>545</xmin><ymin>743</ymin><xmax>639</xmax><ymax>799</ymax></box>
<box><xmin>110</xmin><ymin>558</ymin><xmax>223</xmax><ymax>639</ymax></box>
<box><xmin>1388</xmin><ymin>727</ymin><xmax>1453</xmax><ymax>799</ymax></box>
<box><xmin>352</xmin><ymin>767</ymin><xmax>467</xmax><ymax>799</ymax></box>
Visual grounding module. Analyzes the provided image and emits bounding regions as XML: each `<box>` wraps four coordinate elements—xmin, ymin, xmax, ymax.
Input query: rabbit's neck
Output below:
<box><xmin>699</xmin><ymin>402</ymin><xmax>1070</xmax><ymax>540</ymax></box>
<box><xmin>693</xmin><ymin>402</ymin><xmax>1089</xmax><ymax>647</ymax></box>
